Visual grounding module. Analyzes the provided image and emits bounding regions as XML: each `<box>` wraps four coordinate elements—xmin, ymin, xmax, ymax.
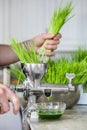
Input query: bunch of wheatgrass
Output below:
<box><xmin>10</xmin><ymin>38</ymin><xmax>40</xmax><ymax>63</ymax></box>
<box><xmin>39</xmin><ymin>1</ymin><xmax>74</xmax><ymax>63</ymax></box>
<box><xmin>10</xmin><ymin>2</ymin><xmax>74</xmax><ymax>64</ymax></box>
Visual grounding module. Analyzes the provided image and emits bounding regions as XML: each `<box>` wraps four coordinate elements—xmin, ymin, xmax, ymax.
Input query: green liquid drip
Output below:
<box><xmin>47</xmin><ymin>96</ymin><xmax>51</xmax><ymax>101</ymax></box>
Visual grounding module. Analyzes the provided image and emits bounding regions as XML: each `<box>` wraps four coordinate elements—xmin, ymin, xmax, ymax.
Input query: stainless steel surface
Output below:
<box><xmin>15</xmin><ymin>64</ymin><xmax>76</xmax><ymax>102</ymax></box>
<box><xmin>20</xmin><ymin>63</ymin><xmax>48</xmax><ymax>130</ymax></box>
<box><xmin>12</xmin><ymin>63</ymin><xmax>78</xmax><ymax>114</ymax></box>
<box><xmin>15</xmin><ymin>84</ymin><xmax>81</xmax><ymax>109</ymax></box>
<box><xmin>22</xmin><ymin>63</ymin><xmax>47</xmax><ymax>88</ymax></box>
<box><xmin>37</xmin><ymin>84</ymin><xmax>81</xmax><ymax>109</ymax></box>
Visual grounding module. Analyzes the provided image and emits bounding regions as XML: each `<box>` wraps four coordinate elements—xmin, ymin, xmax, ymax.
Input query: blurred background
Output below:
<box><xmin>0</xmin><ymin>0</ymin><xmax>87</xmax><ymax>83</ymax></box>
<box><xmin>0</xmin><ymin>0</ymin><xmax>87</xmax><ymax>50</ymax></box>
<box><xmin>0</xmin><ymin>0</ymin><xmax>87</xmax><ymax>130</ymax></box>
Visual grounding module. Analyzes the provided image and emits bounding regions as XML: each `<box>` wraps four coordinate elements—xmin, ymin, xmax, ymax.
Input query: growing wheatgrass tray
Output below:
<box><xmin>10</xmin><ymin>1</ymin><xmax>74</xmax><ymax>63</ymax></box>
<box><xmin>10</xmin><ymin>47</ymin><xmax>87</xmax><ymax>88</ymax></box>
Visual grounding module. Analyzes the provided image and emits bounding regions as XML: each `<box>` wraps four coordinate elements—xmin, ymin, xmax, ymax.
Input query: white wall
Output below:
<box><xmin>0</xmin><ymin>0</ymin><xmax>87</xmax><ymax>51</ymax></box>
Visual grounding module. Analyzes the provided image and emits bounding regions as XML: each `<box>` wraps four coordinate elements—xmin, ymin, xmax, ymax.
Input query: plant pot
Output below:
<box><xmin>37</xmin><ymin>83</ymin><xmax>82</xmax><ymax>109</ymax></box>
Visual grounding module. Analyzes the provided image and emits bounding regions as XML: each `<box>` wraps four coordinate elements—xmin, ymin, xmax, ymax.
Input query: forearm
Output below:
<box><xmin>0</xmin><ymin>39</ymin><xmax>34</xmax><ymax>67</ymax></box>
<box><xmin>0</xmin><ymin>45</ymin><xmax>19</xmax><ymax>66</ymax></box>
<box><xmin>0</xmin><ymin>33</ymin><xmax>60</xmax><ymax>66</ymax></box>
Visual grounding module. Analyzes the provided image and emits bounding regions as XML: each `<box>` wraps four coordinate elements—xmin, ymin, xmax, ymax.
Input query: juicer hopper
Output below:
<box><xmin>21</xmin><ymin>63</ymin><xmax>47</xmax><ymax>88</ymax></box>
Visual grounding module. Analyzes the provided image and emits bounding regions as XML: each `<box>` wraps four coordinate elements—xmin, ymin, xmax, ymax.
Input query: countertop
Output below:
<box><xmin>27</xmin><ymin>105</ymin><xmax>87</xmax><ymax>130</ymax></box>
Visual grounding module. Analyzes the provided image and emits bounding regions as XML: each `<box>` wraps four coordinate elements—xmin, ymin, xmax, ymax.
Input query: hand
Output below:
<box><xmin>0</xmin><ymin>83</ymin><xmax>20</xmax><ymax>114</ymax></box>
<box><xmin>34</xmin><ymin>33</ymin><xmax>62</xmax><ymax>56</ymax></box>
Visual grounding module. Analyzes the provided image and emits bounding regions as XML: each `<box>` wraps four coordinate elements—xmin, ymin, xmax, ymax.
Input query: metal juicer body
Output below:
<box><xmin>14</xmin><ymin>63</ymin><xmax>75</xmax><ymax>130</ymax></box>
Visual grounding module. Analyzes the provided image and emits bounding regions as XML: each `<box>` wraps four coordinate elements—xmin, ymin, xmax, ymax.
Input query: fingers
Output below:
<box><xmin>0</xmin><ymin>88</ymin><xmax>10</xmax><ymax>114</ymax></box>
<box><xmin>11</xmin><ymin>95</ymin><xmax>20</xmax><ymax>114</ymax></box>
<box><xmin>42</xmin><ymin>33</ymin><xmax>62</xmax><ymax>40</ymax></box>
<box><xmin>5</xmin><ymin>86</ymin><xmax>20</xmax><ymax>114</ymax></box>
<box><xmin>47</xmin><ymin>39</ymin><xmax>60</xmax><ymax>45</ymax></box>
<box><xmin>43</xmin><ymin>33</ymin><xmax>61</xmax><ymax>56</ymax></box>
<box><xmin>45</xmin><ymin>44</ymin><xmax>57</xmax><ymax>51</ymax></box>
<box><xmin>40</xmin><ymin>33</ymin><xmax>55</xmax><ymax>40</ymax></box>
<box><xmin>44</xmin><ymin>39</ymin><xmax>60</xmax><ymax>52</ymax></box>
<box><xmin>34</xmin><ymin>33</ymin><xmax>62</xmax><ymax>56</ymax></box>
<box><xmin>0</xmin><ymin>84</ymin><xmax>20</xmax><ymax>114</ymax></box>
<box><xmin>43</xmin><ymin>33</ymin><xmax>61</xmax><ymax>49</ymax></box>
<box><xmin>53</xmin><ymin>33</ymin><xmax>62</xmax><ymax>40</ymax></box>
<box><xmin>45</xmin><ymin>51</ymin><xmax>55</xmax><ymax>56</ymax></box>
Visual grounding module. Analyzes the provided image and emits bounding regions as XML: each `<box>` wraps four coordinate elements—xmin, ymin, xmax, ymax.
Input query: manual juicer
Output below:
<box><xmin>12</xmin><ymin>63</ymin><xmax>75</xmax><ymax>130</ymax></box>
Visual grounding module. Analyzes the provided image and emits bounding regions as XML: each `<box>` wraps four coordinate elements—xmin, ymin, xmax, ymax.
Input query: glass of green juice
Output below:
<box><xmin>36</xmin><ymin>102</ymin><xmax>66</xmax><ymax>119</ymax></box>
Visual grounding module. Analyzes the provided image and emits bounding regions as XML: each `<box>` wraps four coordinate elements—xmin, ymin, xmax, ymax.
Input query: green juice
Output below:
<box><xmin>38</xmin><ymin>110</ymin><xmax>63</xmax><ymax>119</ymax></box>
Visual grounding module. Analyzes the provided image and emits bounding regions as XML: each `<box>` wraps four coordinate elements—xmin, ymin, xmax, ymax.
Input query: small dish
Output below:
<box><xmin>36</xmin><ymin>102</ymin><xmax>66</xmax><ymax>119</ymax></box>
